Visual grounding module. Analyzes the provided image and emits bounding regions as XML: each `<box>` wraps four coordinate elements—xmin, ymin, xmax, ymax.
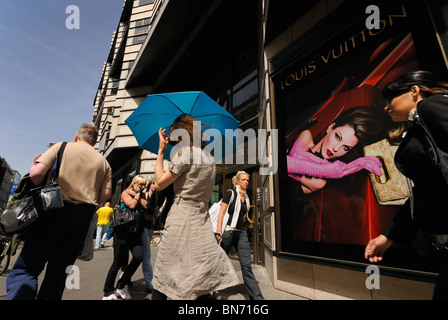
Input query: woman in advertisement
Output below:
<box><xmin>287</xmin><ymin>106</ymin><xmax>385</xmax><ymax>194</ymax></box>
<box><xmin>364</xmin><ymin>70</ymin><xmax>448</xmax><ymax>299</ymax></box>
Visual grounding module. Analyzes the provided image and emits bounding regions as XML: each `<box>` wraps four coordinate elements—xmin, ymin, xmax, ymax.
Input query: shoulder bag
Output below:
<box><xmin>112</xmin><ymin>201</ymin><xmax>139</xmax><ymax>230</ymax></box>
<box><xmin>208</xmin><ymin>189</ymin><xmax>234</xmax><ymax>234</ymax></box>
<box><xmin>1</xmin><ymin>142</ymin><xmax>67</xmax><ymax>234</ymax></box>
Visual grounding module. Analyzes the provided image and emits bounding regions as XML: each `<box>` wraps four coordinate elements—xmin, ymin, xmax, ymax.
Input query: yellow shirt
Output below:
<box><xmin>96</xmin><ymin>206</ymin><xmax>113</xmax><ymax>225</ymax></box>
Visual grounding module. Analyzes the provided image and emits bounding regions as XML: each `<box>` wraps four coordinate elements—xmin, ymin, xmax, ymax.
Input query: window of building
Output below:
<box><xmin>134</xmin><ymin>25</ymin><xmax>149</xmax><ymax>36</ymax></box>
<box><xmin>125</xmin><ymin>170</ymin><xmax>136</xmax><ymax>187</ymax></box>
<box><xmin>215</xmin><ymin>69</ymin><xmax>259</xmax><ymax>131</ymax></box>
<box><xmin>233</xmin><ymin>78</ymin><xmax>257</xmax><ymax>108</ymax></box>
<box><xmin>110</xmin><ymin>159</ymin><xmax>140</xmax><ymax>206</ymax></box>
<box><xmin>98</xmin><ymin>133</ymin><xmax>106</xmax><ymax>154</ymax></box>
<box><xmin>138</xmin><ymin>0</ymin><xmax>154</xmax><ymax>6</ymax></box>
<box><xmin>98</xmin><ymin>123</ymin><xmax>111</xmax><ymax>154</ymax></box>
<box><xmin>110</xmin><ymin>79</ymin><xmax>119</xmax><ymax>95</ymax></box>
<box><xmin>135</xmin><ymin>18</ymin><xmax>151</xmax><ymax>27</ymax></box>
<box><xmin>132</xmin><ymin>35</ymin><xmax>146</xmax><ymax>45</ymax></box>
<box><xmin>111</xmin><ymin>178</ymin><xmax>122</xmax><ymax>205</ymax></box>
<box><xmin>232</xmin><ymin>69</ymin><xmax>258</xmax><ymax>109</ymax></box>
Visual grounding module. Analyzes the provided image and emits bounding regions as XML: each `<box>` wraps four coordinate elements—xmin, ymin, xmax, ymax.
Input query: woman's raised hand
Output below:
<box><xmin>158</xmin><ymin>128</ymin><xmax>169</xmax><ymax>153</ymax></box>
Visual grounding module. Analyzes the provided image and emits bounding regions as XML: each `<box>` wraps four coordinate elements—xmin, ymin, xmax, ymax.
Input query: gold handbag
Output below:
<box><xmin>363</xmin><ymin>139</ymin><xmax>411</xmax><ymax>205</ymax></box>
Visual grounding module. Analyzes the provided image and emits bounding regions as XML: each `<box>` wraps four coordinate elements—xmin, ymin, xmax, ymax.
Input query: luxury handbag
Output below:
<box><xmin>113</xmin><ymin>202</ymin><xmax>139</xmax><ymax>229</ymax></box>
<box><xmin>142</xmin><ymin>184</ymin><xmax>174</xmax><ymax>231</ymax></box>
<box><xmin>1</xmin><ymin>142</ymin><xmax>67</xmax><ymax>234</ymax></box>
<box><xmin>364</xmin><ymin>139</ymin><xmax>411</xmax><ymax>205</ymax></box>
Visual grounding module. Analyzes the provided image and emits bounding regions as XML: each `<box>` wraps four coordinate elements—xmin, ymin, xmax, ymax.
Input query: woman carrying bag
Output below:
<box><xmin>365</xmin><ymin>71</ymin><xmax>448</xmax><ymax>299</ymax></box>
<box><xmin>102</xmin><ymin>175</ymin><xmax>148</xmax><ymax>300</ymax></box>
<box><xmin>216</xmin><ymin>171</ymin><xmax>264</xmax><ymax>300</ymax></box>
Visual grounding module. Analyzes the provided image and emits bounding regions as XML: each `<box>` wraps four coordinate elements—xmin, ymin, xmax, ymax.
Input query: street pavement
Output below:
<box><xmin>0</xmin><ymin>239</ymin><xmax>305</xmax><ymax>301</ymax></box>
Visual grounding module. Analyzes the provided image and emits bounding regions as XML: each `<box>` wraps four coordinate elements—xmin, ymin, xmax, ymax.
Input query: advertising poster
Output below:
<box><xmin>274</xmin><ymin>2</ymin><xmax>441</xmax><ymax>273</ymax></box>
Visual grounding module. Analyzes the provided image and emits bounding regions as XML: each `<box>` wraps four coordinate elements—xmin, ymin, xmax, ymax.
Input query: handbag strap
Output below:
<box><xmin>50</xmin><ymin>142</ymin><xmax>67</xmax><ymax>181</ymax></box>
<box><xmin>415</xmin><ymin>108</ymin><xmax>440</xmax><ymax>167</ymax></box>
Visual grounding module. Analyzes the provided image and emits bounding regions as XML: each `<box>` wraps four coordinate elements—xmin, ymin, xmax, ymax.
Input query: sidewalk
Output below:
<box><xmin>0</xmin><ymin>239</ymin><xmax>305</xmax><ymax>300</ymax></box>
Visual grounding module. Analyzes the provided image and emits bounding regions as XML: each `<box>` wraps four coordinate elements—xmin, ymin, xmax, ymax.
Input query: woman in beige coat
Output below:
<box><xmin>151</xmin><ymin>115</ymin><xmax>239</xmax><ymax>300</ymax></box>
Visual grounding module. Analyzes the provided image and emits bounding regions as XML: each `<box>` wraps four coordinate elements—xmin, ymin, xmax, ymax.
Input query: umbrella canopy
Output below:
<box><xmin>125</xmin><ymin>91</ymin><xmax>239</xmax><ymax>161</ymax></box>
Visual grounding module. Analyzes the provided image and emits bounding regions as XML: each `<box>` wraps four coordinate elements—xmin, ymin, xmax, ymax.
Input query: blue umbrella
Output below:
<box><xmin>125</xmin><ymin>91</ymin><xmax>239</xmax><ymax>161</ymax></box>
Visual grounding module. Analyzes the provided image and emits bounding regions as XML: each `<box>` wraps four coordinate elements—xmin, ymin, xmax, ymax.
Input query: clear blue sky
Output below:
<box><xmin>0</xmin><ymin>0</ymin><xmax>123</xmax><ymax>177</ymax></box>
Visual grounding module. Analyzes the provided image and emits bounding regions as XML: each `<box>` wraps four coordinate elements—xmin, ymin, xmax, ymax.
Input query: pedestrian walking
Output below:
<box><xmin>365</xmin><ymin>70</ymin><xmax>448</xmax><ymax>299</ymax></box>
<box><xmin>151</xmin><ymin>115</ymin><xmax>239</xmax><ymax>300</ymax></box>
<box><xmin>95</xmin><ymin>202</ymin><xmax>113</xmax><ymax>249</ymax></box>
<box><xmin>124</xmin><ymin>178</ymin><xmax>156</xmax><ymax>294</ymax></box>
<box><xmin>6</xmin><ymin>124</ymin><xmax>112</xmax><ymax>300</ymax></box>
<box><xmin>102</xmin><ymin>175</ymin><xmax>147</xmax><ymax>300</ymax></box>
<box><xmin>216</xmin><ymin>171</ymin><xmax>264</xmax><ymax>300</ymax></box>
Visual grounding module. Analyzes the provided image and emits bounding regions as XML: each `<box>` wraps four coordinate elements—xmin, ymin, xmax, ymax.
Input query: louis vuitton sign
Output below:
<box><xmin>278</xmin><ymin>5</ymin><xmax>408</xmax><ymax>91</ymax></box>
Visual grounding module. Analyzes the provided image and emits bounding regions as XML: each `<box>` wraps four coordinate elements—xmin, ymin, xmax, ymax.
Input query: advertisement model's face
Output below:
<box><xmin>317</xmin><ymin>124</ymin><xmax>359</xmax><ymax>159</ymax></box>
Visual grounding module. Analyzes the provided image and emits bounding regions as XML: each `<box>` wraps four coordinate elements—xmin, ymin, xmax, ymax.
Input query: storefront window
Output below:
<box><xmin>272</xmin><ymin>1</ymin><xmax>446</xmax><ymax>275</ymax></box>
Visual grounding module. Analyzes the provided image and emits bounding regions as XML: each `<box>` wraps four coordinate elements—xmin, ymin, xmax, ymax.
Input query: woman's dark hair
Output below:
<box><xmin>382</xmin><ymin>70</ymin><xmax>448</xmax><ymax>101</ymax></box>
<box><xmin>333</xmin><ymin>106</ymin><xmax>386</xmax><ymax>148</ymax></box>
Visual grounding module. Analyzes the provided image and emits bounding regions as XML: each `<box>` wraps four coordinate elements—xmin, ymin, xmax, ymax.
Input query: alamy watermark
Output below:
<box><xmin>365</xmin><ymin>265</ymin><xmax>380</xmax><ymax>290</ymax></box>
<box><xmin>365</xmin><ymin>5</ymin><xmax>380</xmax><ymax>30</ymax></box>
<box><xmin>65</xmin><ymin>265</ymin><xmax>80</xmax><ymax>290</ymax></box>
<box><xmin>169</xmin><ymin>120</ymin><xmax>278</xmax><ymax>175</ymax></box>
<box><xmin>66</xmin><ymin>5</ymin><xmax>80</xmax><ymax>30</ymax></box>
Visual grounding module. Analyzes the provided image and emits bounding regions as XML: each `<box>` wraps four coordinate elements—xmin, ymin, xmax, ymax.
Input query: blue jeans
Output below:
<box><xmin>6</xmin><ymin>202</ymin><xmax>95</xmax><ymax>300</ymax></box>
<box><xmin>221</xmin><ymin>229</ymin><xmax>264</xmax><ymax>300</ymax></box>
<box><xmin>95</xmin><ymin>224</ymin><xmax>110</xmax><ymax>248</ymax></box>
<box><xmin>125</xmin><ymin>227</ymin><xmax>153</xmax><ymax>290</ymax></box>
